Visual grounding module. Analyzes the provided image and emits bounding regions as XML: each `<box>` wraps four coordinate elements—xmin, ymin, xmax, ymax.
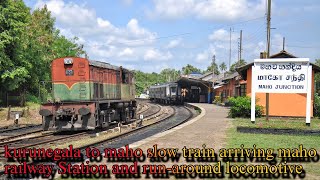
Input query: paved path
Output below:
<box><xmin>127</xmin><ymin>103</ymin><xmax>231</xmax><ymax>179</ymax></box>
<box><xmin>78</xmin><ymin>104</ymin><xmax>231</xmax><ymax>180</ymax></box>
<box><xmin>133</xmin><ymin>103</ymin><xmax>231</xmax><ymax>151</ymax></box>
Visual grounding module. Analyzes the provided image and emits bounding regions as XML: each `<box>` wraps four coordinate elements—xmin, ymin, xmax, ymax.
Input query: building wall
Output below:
<box><xmin>214</xmin><ymin>79</ymin><xmax>247</xmax><ymax>102</ymax></box>
<box><xmin>246</xmin><ymin>66</ymin><xmax>315</xmax><ymax>117</ymax></box>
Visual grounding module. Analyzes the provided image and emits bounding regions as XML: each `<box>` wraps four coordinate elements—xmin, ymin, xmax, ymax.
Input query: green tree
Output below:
<box><xmin>160</xmin><ymin>68</ymin><xmax>180</xmax><ymax>82</ymax></box>
<box><xmin>21</xmin><ymin>5</ymin><xmax>85</xmax><ymax>94</ymax></box>
<box><xmin>314</xmin><ymin>59</ymin><xmax>320</xmax><ymax>94</ymax></box>
<box><xmin>182</xmin><ymin>64</ymin><xmax>202</xmax><ymax>75</ymax></box>
<box><xmin>0</xmin><ymin>0</ymin><xmax>31</xmax><ymax>91</ymax></box>
<box><xmin>134</xmin><ymin>70</ymin><xmax>167</xmax><ymax>95</ymax></box>
<box><xmin>205</xmin><ymin>61</ymin><xmax>220</xmax><ymax>75</ymax></box>
<box><xmin>0</xmin><ymin>1</ymin><xmax>86</xmax><ymax>100</ymax></box>
<box><xmin>229</xmin><ymin>59</ymin><xmax>247</xmax><ymax>73</ymax></box>
<box><xmin>219</xmin><ymin>62</ymin><xmax>227</xmax><ymax>73</ymax></box>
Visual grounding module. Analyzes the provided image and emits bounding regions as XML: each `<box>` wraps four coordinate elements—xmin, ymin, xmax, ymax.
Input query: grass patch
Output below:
<box><xmin>226</xmin><ymin>118</ymin><xmax>320</xmax><ymax>178</ymax></box>
<box><xmin>234</xmin><ymin>117</ymin><xmax>320</xmax><ymax>130</ymax></box>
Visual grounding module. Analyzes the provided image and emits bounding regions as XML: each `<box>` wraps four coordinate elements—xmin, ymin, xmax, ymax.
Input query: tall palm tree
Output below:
<box><xmin>219</xmin><ymin>62</ymin><xmax>227</xmax><ymax>73</ymax></box>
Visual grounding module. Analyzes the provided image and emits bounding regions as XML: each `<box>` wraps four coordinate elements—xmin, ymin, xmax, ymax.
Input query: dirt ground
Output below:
<box><xmin>0</xmin><ymin>102</ymin><xmax>42</xmax><ymax>127</ymax></box>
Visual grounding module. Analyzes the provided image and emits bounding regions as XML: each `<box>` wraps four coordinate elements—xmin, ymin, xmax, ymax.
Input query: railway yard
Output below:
<box><xmin>0</xmin><ymin>100</ymin><xmax>200</xmax><ymax>178</ymax></box>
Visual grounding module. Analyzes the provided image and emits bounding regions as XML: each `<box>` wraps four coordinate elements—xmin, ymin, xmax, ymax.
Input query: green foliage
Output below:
<box><xmin>314</xmin><ymin>93</ymin><xmax>320</xmax><ymax>117</ymax></box>
<box><xmin>0</xmin><ymin>1</ymin><xmax>86</xmax><ymax>98</ymax></box>
<box><xmin>160</xmin><ymin>68</ymin><xmax>180</xmax><ymax>82</ymax></box>
<box><xmin>182</xmin><ymin>64</ymin><xmax>202</xmax><ymax>75</ymax></box>
<box><xmin>228</xmin><ymin>96</ymin><xmax>264</xmax><ymax>118</ymax></box>
<box><xmin>205</xmin><ymin>61</ymin><xmax>220</xmax><ymax>75</ymax></box>
<box><xmin>219</xmin><ymin>62</ymin><xmax>227</xmax><ymax>73</ymax></box>
<box><xmin>134</xmin><ymin>68</ymin><xmax>181</xmax><ymax>95</ymax></box>
<box><xmin>134</xmin><ymin>70</ymin><xmax>166</xmax><ymax>95</ymax></box>
<box><xmin>314</xmin><ymin>59</ymin><xmax>320</xmax><ymax>94</ymax></box>
<box><xmin>0</xmin><ymin>0</ymin><xmax>31</xmax><ymax>91</ymax></box>
<box><xmin>26</xmin><ymin>93</ymin><xmax>40</xmax><ymax>103</ymax></box>
<box><xmin>229</xmin><ymin>59</ymin><xmax>247</xmax><ymax>73</ymax></box>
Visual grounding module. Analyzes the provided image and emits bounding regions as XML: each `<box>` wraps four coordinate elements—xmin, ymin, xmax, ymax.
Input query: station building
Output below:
<box><xmin>205</xmin><ymin>50</ymin><xmax>320</xmax><ymax>117</ymax></box>
<box><xmin>176</xmin><ymin>77</ymin><xmax>212</xmax><ymax>103</ymax></box>
<box><xmin>236</xmin><ymin>50</ymin><xmax>320</xmax><ymax>117</ymax></box>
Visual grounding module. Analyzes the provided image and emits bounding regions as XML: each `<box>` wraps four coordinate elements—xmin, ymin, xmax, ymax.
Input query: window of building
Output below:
<box><xmin>240</xmin><ymin>84</ymin><xmax>247</xmax><ymax>96</ymax></box>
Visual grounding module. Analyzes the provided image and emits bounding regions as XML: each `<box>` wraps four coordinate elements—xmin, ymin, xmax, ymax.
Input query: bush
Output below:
<box><xmin>228</xmin><ymin>96</ymin><xmax>264</xmax><ymax>118</ymax></box>
<box><xmin>224</xmin><ymin>96</ymin><xmax>232</xmax><ymax>107</ymax></box>
<box><xmin>213</xmin><ymin>96</ymin><xmax>221</xmax><ymax>104</ymax></box>
<box><xmin>26</xmin><ymin>93</ymin><xmax>40</xmax><ymax>104</ymax></box>
<box><xmin>314</xmin><ymin>93</ymin><xmax>320</xmax><ymax>117</ymax></box>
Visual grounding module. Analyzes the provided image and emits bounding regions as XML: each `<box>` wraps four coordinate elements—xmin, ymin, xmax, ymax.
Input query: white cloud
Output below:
<box><xmin>97</xmin><ymin>18</ymin><xmax>113</xmax><ymax>28</ymax></box>
<box><xmin>149</xmin><ymin>0</ymin><xmax>194</xmax><ymax>19</ymax></box>
<box><xmin>34</xmin><ymin>0</ymin><xmax>161</xmax><ymax>66</ymax></box>
<box><xmin>208</xmin><ymin>29</ymin><xmax>239</xmax><ymax>42</ymax></box>
<box><xmin>149</xmin><ymin>0</ymin><xmax>265</xmax><ymax>21</ymax></box>
<box><xmin>143</xmin><ymin>49</ymin><xmax>173</xmax><ymax>61</ymax></box>
<box><xmin>195</xmin><ymin>51</ymin><xmax>208</xmax><ymax>63</ymax></box>
<box><xmin>35</xmin><ymin>0</ymin><xmax>96</xmax><ymax>27</ymax></box>
<box><xmin>35</xmin><ymin>1</ymin><xmax>156</xmax><ymax>47</ymax></box>
<box><xmin>195</xmin><ymin>47</ymin><xmax>216</xmax><ymax>64</ymax></box>
<box><xmin>166</xmin><ymin>39</ymin><xmax>182</xmax><ymax>49</ymax></box>
<box><xmin>118</xmin><ymin>48</ymin><xmax>134</xmax><ymax>57</ymax></box>
<box><xmin>140</xmin><ymin>63</ymin><xmax>170</xmax><ymax>73</ymax></box>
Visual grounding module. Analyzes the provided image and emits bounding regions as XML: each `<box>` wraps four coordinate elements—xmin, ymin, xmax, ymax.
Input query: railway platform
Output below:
<box><xmin>130</xmin><ymin>103</ymin><xmax>231</xmax><ymax>158</ymax></box>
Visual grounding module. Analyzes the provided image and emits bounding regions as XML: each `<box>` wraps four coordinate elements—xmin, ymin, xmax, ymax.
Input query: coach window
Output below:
<box><xmin>171</xmin><ymin>87</ymin><xmax>176</xmax><ymax>93</ymax></box>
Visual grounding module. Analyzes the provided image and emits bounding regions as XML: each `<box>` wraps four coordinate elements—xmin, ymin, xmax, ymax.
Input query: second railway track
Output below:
<box><xmin>0</xmin><ymin>104</ymin><xmax>198</xmax><ymax>179</ymax></box>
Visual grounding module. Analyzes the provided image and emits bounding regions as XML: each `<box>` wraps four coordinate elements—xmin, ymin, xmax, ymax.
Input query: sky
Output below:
<box><xmin>23</xmin><ymin>0</ymin><xmax>320</xmax><ymax>73</ymax></box>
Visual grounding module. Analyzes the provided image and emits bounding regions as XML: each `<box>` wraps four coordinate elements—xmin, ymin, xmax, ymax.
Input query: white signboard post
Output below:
<box><xmin>251</xmin><ymin>58</ymin><xmax>312</xmax><ymax>125</ymax></box>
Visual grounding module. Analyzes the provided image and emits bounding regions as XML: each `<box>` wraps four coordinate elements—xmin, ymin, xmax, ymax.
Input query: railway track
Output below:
<box><xmin>137</xmin><ymin>103</ymin><xmax>150</xmax><ymax>115</ymax></box>
<box><xmin>0</xmin><ymin>104</ymin><xmax>198</xmax><ymax>175</ymax></box>
<box><xmin>79</xmin><ymin>106</ymin><xmax>193</xmax><ymax>152</ymax></box>
<box><xmin>0</xmin><ymin>125</ymin><xmax>43</xmax><ymax>143</ymax></box>
<box><xmin>0</xmin><ymin>105</ymin><xmax>196</xmax><ymax>179</ymax></box>
<box><xmin>0</xmin><ymin>102</ymin><xmax>166</xmax><ymax>155</ymax></box>
<box><xmin>0</xmin><ymin>102</ymin><xmax>154</xmax><ymax>144</ymax></box>
<box><xmin>0</xmin><ymin>124</ymin><xmax>41</xmax><ymax>134</ymax></box>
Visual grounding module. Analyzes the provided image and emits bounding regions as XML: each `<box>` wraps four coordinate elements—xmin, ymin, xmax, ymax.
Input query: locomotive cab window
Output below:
<box><xmin>122</xmin><ymin>72</ymin><xmax>128</xmax><ymax>84</ymax></box>
<box><xmin>66</xmin><ymin>69</ymin><xmax>74</xmax><ymax>76</ymax></box>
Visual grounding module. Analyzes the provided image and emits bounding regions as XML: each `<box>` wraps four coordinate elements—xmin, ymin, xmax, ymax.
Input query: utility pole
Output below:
<box><xmin>239</xmin><ymin>30</ymin><xmax>242</xmax><ymax>66</ymax></box>
<box><xmin>266</xmin><ymin>0</ymin><xmax>272</xmax><ymax>121</ymax></box>
<box><xmin>283</xmin><ymin>37</ymin><xmax>285</xmax><ymax>51</ymax></box>
<box><xmin>229</xmin><ymin>27</ymin><xmax>232</xmax><ymax>70</ymax></box>
<box><xmin>237</xmin><ymin>30</ymin><xmax>242</xmax><ymax>67</ymax></box>
<box><xmin>212</xmin><ymin>55</ymin><xmax>216</xmax><ymax>82</ymax></box>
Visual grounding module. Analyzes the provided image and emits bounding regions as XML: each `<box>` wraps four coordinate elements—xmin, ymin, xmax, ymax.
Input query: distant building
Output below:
<box><xmin>199</xmin><ymin>72</ymin><xmax>225</xmax><ymax>82</ymax></box>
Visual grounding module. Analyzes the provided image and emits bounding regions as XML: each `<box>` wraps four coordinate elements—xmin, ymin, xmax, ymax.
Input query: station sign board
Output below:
<box><xmin>251</xmin><ymin>58</ymin><xmax>312</xmax><ymax>124</ymax></box>
<box><xmin>253</xmin><ymin>61</ymin><xmax>309</xmax><ymax>93</ymax></box>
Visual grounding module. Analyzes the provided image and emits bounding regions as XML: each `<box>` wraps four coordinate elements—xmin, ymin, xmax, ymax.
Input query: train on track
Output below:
<box><xmin>39</xmin><ymin>57</ymin><xmax>137</xmax><ymax>131</ymax></box>
<box><xmin>149</xmin><ymin>82</ymin><xmax>183</xmax><ymax>104</ymax></box>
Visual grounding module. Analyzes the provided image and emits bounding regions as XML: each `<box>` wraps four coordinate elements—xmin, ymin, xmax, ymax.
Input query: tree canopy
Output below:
<box><xmin>0</xmin><ymin>1</ymin><xmax>85</xmax><ymax>96</ymax></box>
<box><xmin>229</xmin><ymin>59</ymin><xmax>247</xmax><ymax>73</ymax></box>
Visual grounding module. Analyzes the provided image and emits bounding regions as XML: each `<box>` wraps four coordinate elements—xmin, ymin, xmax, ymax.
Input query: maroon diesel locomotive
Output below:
<box><xmin>39</xmin><ymin>57</ymin><xmax>136</xmax><ymax>131</ymax></box>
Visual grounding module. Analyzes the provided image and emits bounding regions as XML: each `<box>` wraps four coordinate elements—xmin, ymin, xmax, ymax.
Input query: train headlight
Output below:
<box><xmin>64</xmin><ymin>58</ymin><xmax>73</xmax><ymax>65</ymax></box>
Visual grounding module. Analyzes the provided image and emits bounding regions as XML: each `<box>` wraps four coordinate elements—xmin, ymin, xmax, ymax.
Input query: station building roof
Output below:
<box><xmin>176</xmin><ymin>77</ymin><xmax>212</xmax><ymax>89</ymax></box>
<box><xmin>236</xmin><ymin>50</ymin><xmax>320</xmax><ymax>80</ymax></box>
